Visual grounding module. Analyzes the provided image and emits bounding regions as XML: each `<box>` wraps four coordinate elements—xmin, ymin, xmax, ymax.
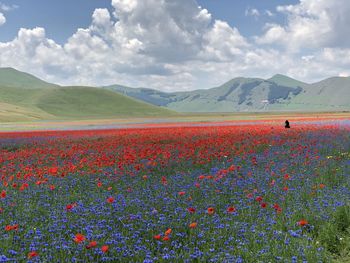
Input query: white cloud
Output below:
<box><xmin>245</xmin><ymin>7</ymin><xmax>260</xmax><ymax>18</ymax></box>
<box><xmin>0</xmin><ymin>12</ymin><xmax>5</xmax><ymax>26</ymax></box>
<box><xmin>0</xmin><ymin>3</ymin><xmax>18</xmax><ymax>11</ymax></box>
<box><xmin>0</xmin><ymin>0</ymin><xmax>349</xmax><ymax>91</ymax></box>
<box><xmin>257</xmin><ymin>0</ymin><xmax>350</xmax><ymax>51</ymax></box>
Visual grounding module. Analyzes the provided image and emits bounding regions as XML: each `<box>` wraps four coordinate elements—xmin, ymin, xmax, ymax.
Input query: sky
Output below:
<box><xmin>0</xmin><ymin>0</ymin><xmax>349</xmax><ymax>91</ymax></box>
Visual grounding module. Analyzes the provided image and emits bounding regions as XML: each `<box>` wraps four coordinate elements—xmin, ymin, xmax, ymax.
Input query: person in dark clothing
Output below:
<box><xmin>285</xmin><ymin>120</ymin><xmax>290</xmax><ymax>128</ymax></box>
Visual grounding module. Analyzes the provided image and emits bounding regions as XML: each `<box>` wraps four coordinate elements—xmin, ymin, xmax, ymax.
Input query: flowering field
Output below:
<box><xmin>0</xmin><ymin>120</ymin><xmax>350</xmax><ymax>262</ymax></box>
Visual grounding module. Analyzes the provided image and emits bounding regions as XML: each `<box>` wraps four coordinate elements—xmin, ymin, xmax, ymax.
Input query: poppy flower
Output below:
<box><xmin>283</xmin><ymin>186</ymin><xmax>289</xmax><ymax>191</ymax></box>
<box><xmin>142</xmin><ymin>175</ymin><xmax>148</xmax><ymax>180</ymax></box>
<box><xmin>162</xmin><ymin>236</ymin><xmax>170</xmax><ymax>241</ymax></box>
<box><xmin>28</xmin><ymin>251</ymin><xmax>38</xmax><ymax>259</ymax></box>
<box><xmin>153</xmin><ymin>234</ymin><xmax>161</xmax><ymax>240</ymax></box>
<box><xmin>178</xmin><ymin>191</ymin><xmax>185</xmax><ymax>196</ymax></box>
<box><xmin>189</xmin><ymin>222</ymin><xmax>197</xmax><ymax>229</ymax></box>
<box><xmin>73</xmin><ymin>233</ymin><xmax>86</xmax><ymax>243</ymax></box>
<box><xmin>255</xmin><ymin>196</ymin><xmax>263</xmax><ymax>202</ymax></box>
<box><xmin>107</xmin><ymin>197</ymin><xmax>115</xmax><ymax>203</ymax></box>
<box><xmin>86</xmin><ymin>241</ymin><xmax>97</xmax><ymax>249</ymax></box>
<box><xmin>207</xmin><ymin>207</ymin><xmax>215</xmax><ymax>215</ymax></box>
<box><xmin>66</xmin><ymin>204</ymin><xmax>74</xmax><ymax>211</ymax></box>
<box><xmin>101</xmin><ymin>245</ymin><xmax>109</xmax><ymax>253</ymax></box>
<box><xmin>297</xmin><ymin>219</ymin><xmax>308</xmax><ymax>227</ymax></box>
<box><xmin>187</xmin><ymin>207</ymin><xmax>196</xmax><ymax>213</ymax></box>
<box><xmin>97</xmin><ymin>182</ymin><xmax>102</xmax><ymax>188</ymax></box>
<box><xmin>1</xmin><ymin>190</ymin><xmax>6</xmax><ymax>199</ymax></box>
<box><xmin>164</xmin><ymin>228</ymin><xmax>172</xmax><ymax>236</ymax></box>
<box><xmin>260</xmin><ymin>203</ymin><xmax>267</xmax><ymax>208</ymax></box>
<box><xmin>49</xmin><ymin>185</ymin><xmax>55</xmax><ymax>191</ymax></box>
<box><xmin>227</xmin><ymin>206</ymin><xmax>236</xmax><ymax>213</ymax></box>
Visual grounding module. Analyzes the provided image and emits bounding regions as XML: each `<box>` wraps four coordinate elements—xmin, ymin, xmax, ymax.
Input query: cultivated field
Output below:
<box><xmin>0</xmin><ymin>117</ymin><xmax>349</xmax><ymax>262</ymax></box>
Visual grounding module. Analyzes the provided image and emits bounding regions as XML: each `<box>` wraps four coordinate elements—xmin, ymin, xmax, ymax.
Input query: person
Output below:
<box><xmin>285</xmin><ymin>120</ymin><xmax>290</xmax><ymax>128</ymax></box>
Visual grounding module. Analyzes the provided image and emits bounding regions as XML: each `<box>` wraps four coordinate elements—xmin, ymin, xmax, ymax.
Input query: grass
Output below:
<box><xmin>0</xmin><ymin>85</ymin><xmax>177</xmax><ymax>121</ymax></box>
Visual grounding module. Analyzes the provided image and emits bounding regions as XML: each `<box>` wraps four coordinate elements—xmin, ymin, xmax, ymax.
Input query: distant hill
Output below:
<box><xmin>105</xmin><ymin>74</ymin><xmax>350</xmax><ymax>112</ymax></box>
<box><xmin>0</xmin><ymin>68</ymin><xmax>177</xmax><ymax>121</ymax></box>
<box><xmin>0</xmin><ymin>67</ymin><xmax>58</xmax><ymax>89</ymax></box>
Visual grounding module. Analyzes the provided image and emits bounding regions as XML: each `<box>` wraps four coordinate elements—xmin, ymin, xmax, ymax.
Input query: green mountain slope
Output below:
<box><xmin>106</xmin><ymin>77</ymin><xmax>303</xmax><ymax>112</ymax></box>
<box><xmin>268</xmin><ymin>74</ymin><xmax>307</xmax><ymax>88</ymax></box>
<box><xmin>0</xmin><ymin>68</ymin><xmax>177</xmax><ymax>121</ymax></box>
<box><xmin>0</xmin><ymin>68</ymin><xmax>58</xmax><ymax>89</ymax></box>
<box><xmin>106</xmin><ymin>75</ymin><xmax>350</xmax><ymax>112</ymax></box>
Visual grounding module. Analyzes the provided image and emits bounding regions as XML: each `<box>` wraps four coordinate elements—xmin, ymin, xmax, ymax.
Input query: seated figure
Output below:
<box><xmin>285</xmin><ymin>120</ymin><xmax>290</xmax><ymax>128</ymax></box>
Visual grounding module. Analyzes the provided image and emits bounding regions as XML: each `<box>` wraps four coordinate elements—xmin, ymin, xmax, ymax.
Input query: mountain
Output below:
<box><xmin>105</xmin><ymin>74</ymin><xmax>350</xmax><ymax>112</ymax></box>
<box><xmin>268</xmin><ymin>74</ymin><xmax>307</xmax><ymax>88</ymax></box>
<box><xmin>0</xmin><ymin>67</ymin><xmax>58</xmax><ymax>89</ymax></box>
<box><xmin>0</xmin><ymin>68</ymin><xmax>177</xmax><ymax>121</ymax></box>
<box><xmin>105</xmin><ymin>76</ymin><xmax>304</xmax><ymax>112</ymax></box>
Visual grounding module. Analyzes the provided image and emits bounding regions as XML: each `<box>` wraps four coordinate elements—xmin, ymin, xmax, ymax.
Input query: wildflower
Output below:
<box><xmin>28</xmin><ymin>251</ymin><xmax>38</xmax><ymax>259</ymax></box>
<box><xmin>255</xmin><ymin>196</ymin><xmax>263</xmax><ymax>202</ymax></box>
<box><xmin>189</xmin><ymin>222</ymin><xmax>197</xmax><ymax>229</ymax></box>
<box><xmin>153</xmin><ymin>235</ymin><xmax>161</xmax><ymax>240</ymax></box>
<box><xmin>101</xmin><ymin>245</ymin><xmax>109</xmax><ymax>253</ymax></box>
<box><xmin>260</xmin><ymin>202</ymin><xmax>267</xmax><ymax>208</ymax></box>
<box><xmin>178</xmin><ymin>191</ymin><xmax>186</xmax><ymax>196</ymax></box>
<box><xmin>319</xmin><ymin>184</ymin><xmax>326</xmax><ymax>189</ymax></box>
<box><xmin>86</xmin><ymin>241</ymin><xmax>97</xmax><ymax>249</ymax></box>
<box><xmin>297</xmin><ymin>219</ymin><xmax>308</xmax><ymax>227</ymax></box>
<box><xmin>107</xmin><ymin>197</ymin><xmax>115</xmax><ymax>203</ymax></box>
<box><xmin>49</xmin><ymin>185</ymin><xmax>55</xmax><ymax>190</ymax></box>
<box><xmin>165</xmin><ymin>228</ymin><xmax>172</xmax><ymax>236</ymax></box>
<box><xmin>66</xmin><ymin>204</ymin><xmax>74</xmax><ymax>211</ymax></box>
<box><xmin>227</xmin><ymin>206</ymin><xmax>236</xmax><ymax>213</ymax></box>
<box><xmin>97</xmin><ymin>182</ymin><xmax>102</xmax><ymax>188</ymax></box>
<box><xmin>74</xmin><ymin>233</ymin><xmax>86</xmax><ymax>243</ymax></box>
<box><xmin>284</xmin><ymin>174</ymin><xmax>291</xmax><ymax>180</ymax></box>
<box><xmin>1</xmin><ymin>190</ymin><xmax>6</xmax><ymax>199</ymax></box>
<box><xmin>162</xmin><ymin>236</ymin><xmax>170</xmax><ymax>241</ymax></box>
<box><xmin>207</xmin><ymin>207</ymin><xmax>215</xmax><ymax>215</ymax></box>
<box><xmin>283</xmin><ymin>186</ymin><xmax>289</xmax><ymax>191</ymax></box>
<box><xmin>187</xmin><ymin>207</ymin><xmax>196</xmax><ymax>213</ymax></box>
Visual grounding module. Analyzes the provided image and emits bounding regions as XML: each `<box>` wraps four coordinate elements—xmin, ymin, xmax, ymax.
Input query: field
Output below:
<box><xmin>0</xmin><ymin>118</ymin><xmax>350</xmax><ymax>262</ymax></box>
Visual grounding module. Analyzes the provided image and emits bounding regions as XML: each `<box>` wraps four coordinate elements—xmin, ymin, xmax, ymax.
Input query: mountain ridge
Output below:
<box><xmin>1</xmin><ymin>67</ymin><xmax>349</xmax><ymax>114</ymax></box>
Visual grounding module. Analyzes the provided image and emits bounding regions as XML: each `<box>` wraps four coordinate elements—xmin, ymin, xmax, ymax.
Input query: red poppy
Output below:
<box><xmin>73</xmin><ymin>233</ymin><xmax>86</xmax><ymax>243</ymax></box>
<box><xmin>153</xmin><ymin>234</ymin><xmax>161</xmax><ymax>240</ymax></box>
<box><xmin>164</xmin><ymin>228</ymin><xmax>172</xmax><ymax>236</ymax></box>
<box><xmin>107</xmin><ymin>197</ymin><xmax>115</xmax><ymax>203</ymax></box>
<box><xmin>66</xmin><ymin>204</ymin><xmax>74</xmax><ymax>211</ymax></box>
<box><xmin>97</xmin><ymin>182</ymin><xmax>102</xmax><ymax>188</ymax></box>
<box><xmin>260</xmin><ymin>202</ymin><xmax>267</xmax><ymax>208</ymax></box>
<box><xmin>86</xmin><ymin>241</ymin><xmax>97</xmax><ymax>249</ymax></box>
<box><xmin>297</xmin><ymin>219</ymin><xmax>308</xmax><ymax>227</ymax></box>
<box><xmin>255</xmin><ymin>196</ymin><xmax>263</xmax><ymax>202</ymax></box>
<box><xmin>1</xmin><ymin>190</ymin><xmax>6</xmax><ymax>199</ymax></box>
<box><xmin>178</xmin><ymin>191</ymin><xmax>186</xmax><ymax>196</ymax></box>
<box><xmin>189</xmin><ymin>222</ymin><xmax>197</xmax><ymax>229</ymax></box>
<box><xmin>187</xmin><ymin>207</ymin><xmax>196</xmax><ymax>213</ymax></box>
<box><xmin>101</xmin><ymin>245</ymin><xmax>109</xmax><ymax>253</ymax></box>
<box><xmin>227</xmin><ymin>206</ymin><xmax>236</xmax><ymax>213</ymax></box>
<box><xmin>207</xmin><ymin>207</ymin><xmax>215</xmax><ymax>215</ymax></box>
<box><xmin>49</xmin><ymin>185</ymin><xmax>56</xmax><ymax>190</ymax></box>
<box><xmin>28</xmin><ymin>251</ymin><xmax>38</xmax><ymax>259</ymax></box>
<box><xmin>283</xmin><ymin>186</ymin><xmax>289</xmax><ymax>191</ymax></box>
<box><xmin>162</xmin><ymin>236</ymin><xmax>170</xmax><ymax>241</ymax></box>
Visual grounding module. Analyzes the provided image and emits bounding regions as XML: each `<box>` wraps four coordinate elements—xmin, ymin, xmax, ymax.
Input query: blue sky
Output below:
<box><xmin>0</xmin><ymin>0</ymin><xmax>349</xmax><ymax>91</ymax></box>
<box><xmin>0</xmin><ymin>0</ymin><xmax>297</xmax><ymax>43</ymax></box>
